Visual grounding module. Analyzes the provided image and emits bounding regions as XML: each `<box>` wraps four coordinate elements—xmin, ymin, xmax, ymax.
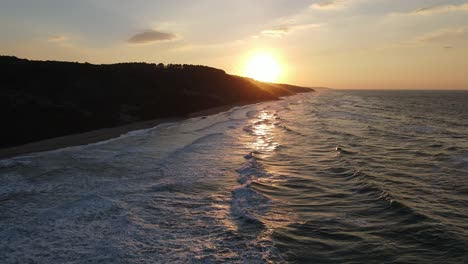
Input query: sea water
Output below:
<box><xmin>1</xmin><ymin>90</ymin><xmax>467</xmax><ymax>263</ymax></box>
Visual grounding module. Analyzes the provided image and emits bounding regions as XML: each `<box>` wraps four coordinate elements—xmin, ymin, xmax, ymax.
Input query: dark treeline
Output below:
<box><xmin>0</xmin><ymin>56</ymin><xmax>313</xmax><ymax>148</ymax></box>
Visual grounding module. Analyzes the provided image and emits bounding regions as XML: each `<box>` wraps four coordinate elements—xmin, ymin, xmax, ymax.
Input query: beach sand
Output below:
<box><xmin>0</xmin><ymin>100</ymin><xmax>270</xmax><ymax>160</ymax></box>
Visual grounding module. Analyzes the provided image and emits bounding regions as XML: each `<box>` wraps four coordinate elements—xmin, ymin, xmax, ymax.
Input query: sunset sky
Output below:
<box><xmin>1</xmin><ymin>0</ymin><xmax>467</xmax><ymax>89</ymax></box>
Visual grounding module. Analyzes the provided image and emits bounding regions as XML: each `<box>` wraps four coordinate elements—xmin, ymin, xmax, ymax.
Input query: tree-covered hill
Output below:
<box><xmin>0</xmin><ymin>56</ymin><xmax>313</xmax><ymax>147</ymax></box>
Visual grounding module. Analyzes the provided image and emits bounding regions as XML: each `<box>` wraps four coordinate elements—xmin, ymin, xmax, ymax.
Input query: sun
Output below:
<box><xmin>244</xmin><ymin>53</ymin><xmax>282</xmax><ymax>83</ymax></box>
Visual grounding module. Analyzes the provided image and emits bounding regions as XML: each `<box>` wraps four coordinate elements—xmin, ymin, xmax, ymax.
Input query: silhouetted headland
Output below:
<box><xmin>0</xmin><ymin>56</ymin><xmax>313</xmax><ymax>156</ymax></box>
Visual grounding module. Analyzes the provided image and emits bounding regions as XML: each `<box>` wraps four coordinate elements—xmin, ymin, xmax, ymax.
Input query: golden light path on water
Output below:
<box><xmin>208</xmin><ymin>109</ymin><xmax>288</xmax><ymax>239</ymax></box>
<box><xmin>240</xmin><ymin>108</ymin><xmax>298</xmax><ymax>232</ymax></box>
<box><xmin>251</xmin><ymin>111</ymin><xmax>279</xmax><ymax>154</ymax></box>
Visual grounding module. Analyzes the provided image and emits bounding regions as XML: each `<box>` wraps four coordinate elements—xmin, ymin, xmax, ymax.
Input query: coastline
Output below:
<box><xmin>0</xmin><ymin>99</ymin><xmax>271</xmax><ymax>160</ymax></box>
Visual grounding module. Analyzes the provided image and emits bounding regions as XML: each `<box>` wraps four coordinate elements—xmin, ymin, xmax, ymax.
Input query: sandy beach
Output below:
<box><xmin>0</xmin><ymin>100</ymin><xmax>270</xmax><ymax>160</ymax></box>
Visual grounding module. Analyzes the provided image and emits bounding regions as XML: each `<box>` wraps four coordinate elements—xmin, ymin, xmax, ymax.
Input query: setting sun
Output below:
<box><xmin>244</xmin><ymin>53</ymin><xmax>282</xmax><ymax>83</ymax></box>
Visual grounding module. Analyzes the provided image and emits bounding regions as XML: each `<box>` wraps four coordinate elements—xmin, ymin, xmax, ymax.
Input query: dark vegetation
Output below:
<box><xmin>0</xmin><ymin>56</ymin><xmax>313</xmax><ymax>148</ymax></box>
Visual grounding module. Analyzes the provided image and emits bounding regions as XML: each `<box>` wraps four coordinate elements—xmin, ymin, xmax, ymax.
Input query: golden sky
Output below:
<box><xmin>1</xmin><ymin>0</ymin><xmax>467</xmax><ymax>89</ymax></box>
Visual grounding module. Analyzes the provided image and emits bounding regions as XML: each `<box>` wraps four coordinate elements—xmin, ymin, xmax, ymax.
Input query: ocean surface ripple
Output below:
<box><xmin>1</xmin><ymin>90</ymin><xmax>467</xmax><ymax>263</ymax></box>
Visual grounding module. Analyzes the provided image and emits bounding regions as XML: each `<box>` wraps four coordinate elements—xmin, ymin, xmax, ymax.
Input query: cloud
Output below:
<box><xmin>398</xmin><ymin>28</ymin><xmax>467</xmax><ymax>47</ymax></box>
<box><xmin>310</xmin><ymin>0</ymin><xmax>345</xmax><ymax>10</ymax></box>
<box><xmin>261</xmin><ymin>23</ymin><xmax>322</xmax><ymax>38</ymax></box>
<box><xmin>48</xmin><ymin>35</ymin><xmax>68</xmax><ymax>43</ymax></box>
<box><xmin>414</xmin><ymin>28</ymin><xmax>466</xmax><ymax>42</ymax></box>
<box><xmin>309</xmin><ymin>0</ymin><xmax>367</xmax><ymax>11</ymax></box>
<box><xmin>128</xmin><ymin>29</ymin><xmax>177</xmax><ymax>44</ymax></box>
<box><xmin>261</xmin><ymin>28</ymin><xmax>289</xmax><ymax>37</ymax></box>
<box><xmin>412</xmin><ymin>3</ymin><xmax>468</xmax><ymax>15</ymax></box>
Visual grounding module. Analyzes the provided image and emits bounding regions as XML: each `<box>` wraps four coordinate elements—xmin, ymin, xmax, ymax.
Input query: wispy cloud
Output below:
<box><xmin>414</xmin><ymin>28</ymin><xmax>466</xmax><ymax>42</ymax></box>
<box><xmin>261</xmin><ymin>23</ymin><xmax>322</xmax><ymax>38</ymax></box>
<box><xmin>399</xmin><ymin>28</ymin><xmax>467</xmax><ymax>47</ymax></box>
<box><xmin>412</xmin><ymin>3</ymin><xmax>468</xmax><ymax>15</ymax></box>
<box><xmin>261</xmin><ymin>28</ymin><xmax>290</xmax><ymax>37</ymax></box>
<box><xmin>309</xmin><ymin>0</ymin><xmax>368</xmax><ymax>11</ymax></box>
<box><xmin>310</xmin><ymin>0</ymin><xmax>346</xmax><ymax>10</ymax></box>
<box><xmin>128</xmin><ymin>29</ymin><xmax>178</xmax><ymax>45</ymax></box>
<box><xmin>48</xmin><ymin>35</ymin><xmax>68</xmax><ymax>43</ymax></box>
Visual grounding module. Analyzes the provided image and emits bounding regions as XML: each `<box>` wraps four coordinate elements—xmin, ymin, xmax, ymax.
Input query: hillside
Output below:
<box><xmin>0</xmin><ymin>56</ymin><xmax>313</xmax><ymax>148</ymax></box>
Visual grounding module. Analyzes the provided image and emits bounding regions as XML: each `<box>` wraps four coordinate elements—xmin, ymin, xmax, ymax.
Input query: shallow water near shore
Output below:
<box><xmin>1</xmin><ymin>90</ymin><xmax>467</xmax><ymax>263</ymax></box>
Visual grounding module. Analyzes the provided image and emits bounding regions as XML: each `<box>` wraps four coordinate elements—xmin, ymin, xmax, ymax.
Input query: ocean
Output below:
<box><xmin>1</xmin><ymin>90</ymin><xmax>467</xmax><ymax>263</ymax></box>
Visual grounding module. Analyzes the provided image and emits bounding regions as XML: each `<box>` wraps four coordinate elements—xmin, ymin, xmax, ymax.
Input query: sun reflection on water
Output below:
<box><xmin>250</xmin><ymin>111</ymin><xmax>279</xmax><ymax>154</ymax></box>
<box><xmin>231</xmin><ymin>108</ymin><xmax>299</xmax><ymax>234</ymax></box>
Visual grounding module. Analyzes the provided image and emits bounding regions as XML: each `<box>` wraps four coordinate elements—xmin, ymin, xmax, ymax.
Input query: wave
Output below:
<box><xmin>2</xmin><ymin>91</ymin><xmax>468</xmax><ymax>263</ymax></box>
<box><xmin>233</xmin><ymin>151</ymin><xmax>298</xmax><ymax>232</ymax></box>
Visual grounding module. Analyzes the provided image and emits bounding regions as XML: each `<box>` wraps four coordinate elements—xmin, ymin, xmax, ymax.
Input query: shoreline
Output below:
<box><xmin>0</xmin><ymin>99</ymin><xmax>270</xmax><ymax>160</ymax></box>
